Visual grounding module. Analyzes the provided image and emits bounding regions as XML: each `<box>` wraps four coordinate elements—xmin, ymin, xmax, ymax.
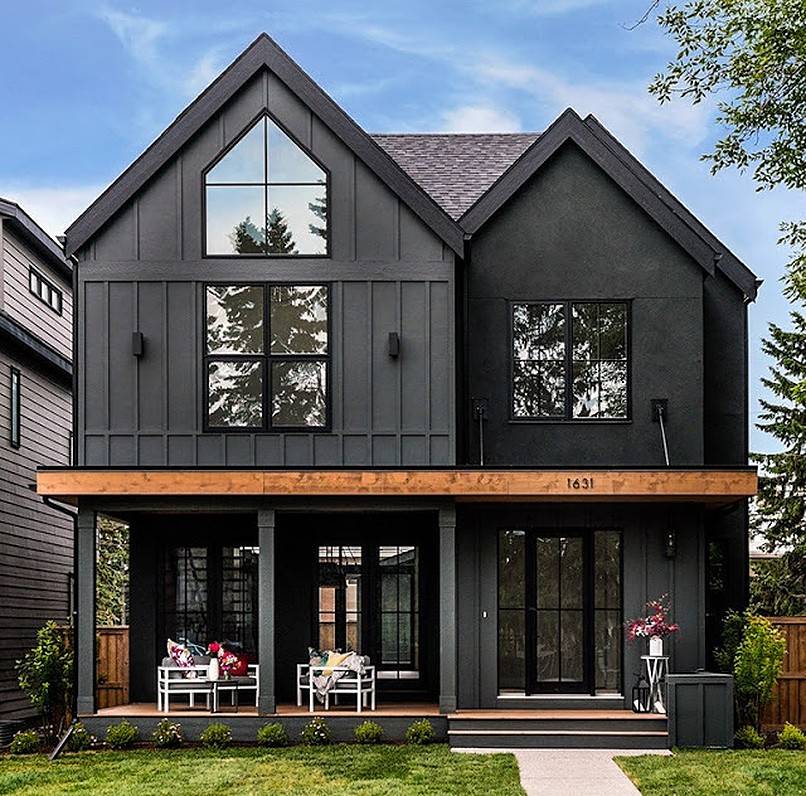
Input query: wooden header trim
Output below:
<box><xmin>37</xmin><ymin>468</ymin><xmax>757</xmax><ymax>503</ymax></box>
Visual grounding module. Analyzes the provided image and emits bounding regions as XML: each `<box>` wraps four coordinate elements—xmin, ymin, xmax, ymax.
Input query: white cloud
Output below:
<box><xmin>96</xmin><ymin>6</ymin><xmax>167</xmax><ymax>68</ymax></box>
<box><xmin>0</xmin><ymin>184</ymin><xmax>104</xmax><ymax>239</ymax></box>
<box><xmin>441</xmin><ymin>104</ymin><xmax>521</xmax><ymax>133</ymax></box>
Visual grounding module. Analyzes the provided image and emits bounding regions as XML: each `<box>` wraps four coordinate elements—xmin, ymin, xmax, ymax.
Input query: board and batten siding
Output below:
<box><xmin>75</xmin><ymin>68</ymin><xmax>455</xmax><ymax>467</ymax></box>
<box><xmin>0</xmin><ymin>350</ymin><xmax>72</xmax><ymax>719</ymax></box>
<box><xmin>1</xmin><ymin>227</ymin><xmax>72</xmax><ymax>359</ymax></box>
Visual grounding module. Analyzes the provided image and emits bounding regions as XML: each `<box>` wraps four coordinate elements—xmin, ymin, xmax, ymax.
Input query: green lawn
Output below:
<box><xmin>617</xmin><ymin>749</ymin><xmax>806</xmax><ymax>796</ymax></box>
<box><xmin>0</xmin><ymin>745</ymin><xmax>525</xmax><ymax>796</ymax></box>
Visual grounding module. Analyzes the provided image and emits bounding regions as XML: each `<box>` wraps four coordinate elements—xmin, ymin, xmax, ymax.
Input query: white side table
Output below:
<box><xmin>641</xmin><ymin>655</ymin><xmax>669</xmax><ymax>714</ymax></box>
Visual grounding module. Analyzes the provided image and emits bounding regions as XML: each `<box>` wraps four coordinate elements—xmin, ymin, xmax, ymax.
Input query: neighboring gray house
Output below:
<box><xmin>0</xmin><ymin>199</ymin><xmax>73</xmax><ymax>720</ymax></box>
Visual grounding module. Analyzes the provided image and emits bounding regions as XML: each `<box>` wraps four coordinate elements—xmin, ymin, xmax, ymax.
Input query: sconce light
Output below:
<box><xmin>387</xmin><ymin>331</ymin><xmax>400</xmax><ymax>358</ymax></box>
<box><xmin>665</xmin><ymin>529</ymin><xmax>677</xmax><ymax>559</ymax></box>
<box><xmin>132</xmin><ymin>331</ymin><xmax>144</xmax><ymax>357</ymax></box>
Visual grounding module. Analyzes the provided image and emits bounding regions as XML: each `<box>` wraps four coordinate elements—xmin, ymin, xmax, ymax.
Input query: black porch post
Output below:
<box><xmin>76</xmin><ymin>506</ymin><xmax>96</xmax><ymax>715</ymax></box>
<box><xmin>439</xmin><ymin>505</ymin><xmax>457</xmax><ymax>713</ymax></box>
<box><xmin>257</xmin><ymin>507</ymin><xmax>276</xmax><ymax>715</ymax></box>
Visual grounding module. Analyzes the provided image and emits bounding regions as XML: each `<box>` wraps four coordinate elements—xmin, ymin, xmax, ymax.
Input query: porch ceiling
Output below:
<box><xmin>36</xmin><ymin>467</ymin><xmax>757</xmax><ymax>504</ymax></box>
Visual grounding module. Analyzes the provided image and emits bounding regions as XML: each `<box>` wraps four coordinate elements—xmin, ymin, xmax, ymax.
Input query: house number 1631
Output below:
<box><xmin>567</xmin><ymin>477</ymin><xmax>594</xmax><ymax>490</ymax></box>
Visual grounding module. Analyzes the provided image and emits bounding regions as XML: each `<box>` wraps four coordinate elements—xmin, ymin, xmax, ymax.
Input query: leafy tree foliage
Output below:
<box><xmin>96</xmin><ymin>515</ymin><xmax>129</xmax><ymax>626</ymax></box>
<box><xmin>650</xmin><ymin>0</ymin><xmax>806</xmax><ymax>613</ymax></box>
<box><xmin>16</xmin><ymin>621</ymin><xmax>73</xmax><ymax>739</ymax></box>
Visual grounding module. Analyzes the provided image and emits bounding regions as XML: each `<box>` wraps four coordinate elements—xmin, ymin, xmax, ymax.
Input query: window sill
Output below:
<box><xmin>507</xmin><ymin>418</ymin><xmax>633</xmax><ymax>426</ymax></box>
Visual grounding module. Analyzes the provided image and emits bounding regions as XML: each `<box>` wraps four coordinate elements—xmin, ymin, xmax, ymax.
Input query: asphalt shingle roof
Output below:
<box><xmin>371</xmin><ymin>132</ymin><xmax>540</xmax><ymax>220</ymax></box>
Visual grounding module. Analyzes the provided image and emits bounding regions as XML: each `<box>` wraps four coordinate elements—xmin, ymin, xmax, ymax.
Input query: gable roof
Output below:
<box><xmin>455</xmin><ymin>109</ymin><xmax>760</xmax><ymax>301</ymax></box>
<box><xmin>0</xmin><ymin>197</ymin><xmax>72</xmax><ymax>280</ymax></box>
<box><xmin>64</xmin><ymin>34</ymin><xmax>465</xmax><ymax>257</ymax></box>
<box><xmin>371</xmin><ymin>133</ymin><xmax>539</xmax><ymax>220</ymax></box>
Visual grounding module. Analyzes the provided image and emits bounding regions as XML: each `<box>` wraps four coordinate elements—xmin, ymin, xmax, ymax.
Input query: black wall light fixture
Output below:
<box><xmin>665</xmin><ymin>529</ymin><xmax>677</xmax><ymax>559</ymax></box>
<box><xmin>132</xmin><ymin>331</ymin><xmax>144</xmax><ymax>357</ymax></box>
<box><xmin>388</xmin><ymin>331</ymin><xmax>400</xmax><ymax>358</ymax></box>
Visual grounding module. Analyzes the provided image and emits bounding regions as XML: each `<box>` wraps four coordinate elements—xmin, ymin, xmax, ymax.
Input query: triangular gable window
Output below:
<box><xmin>205</xmin><ymin>115</ymin><xmax>327</xmax><ymax>256</ymax></box>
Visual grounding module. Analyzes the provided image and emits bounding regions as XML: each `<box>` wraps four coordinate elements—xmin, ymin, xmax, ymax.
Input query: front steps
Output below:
<box><xmin>447</xmin><ymin>710</ymin><xmax>668</xmax><ymax>749</ymax></box>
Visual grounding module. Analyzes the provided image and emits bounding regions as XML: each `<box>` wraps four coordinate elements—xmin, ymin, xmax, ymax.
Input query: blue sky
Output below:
<box><xmin>1</xmin><ymin>0</ymin><xmax>802</xmax><ymax>452</ymax></box>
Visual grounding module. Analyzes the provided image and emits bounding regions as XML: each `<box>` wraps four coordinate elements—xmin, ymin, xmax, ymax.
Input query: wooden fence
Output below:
<box><xmin>763</xmin><ymin>617</ymin><xmax>806</xmax><ymax>730</ymax></box>
<box><xmin>97</xmin><ymin>626</ymin><xmax>129</xmax><ymax>709</ymax></box>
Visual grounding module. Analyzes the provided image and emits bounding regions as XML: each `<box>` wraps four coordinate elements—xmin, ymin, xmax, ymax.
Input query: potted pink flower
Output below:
<box><xmin>626</xmin><ymin>595</ymin><xmax>679</xmax><ymax>656</ymax></box>
<box><xmin>206</xmin><ymin>641</ymin><xmax>221</xmax><ymax>681</ymax></box>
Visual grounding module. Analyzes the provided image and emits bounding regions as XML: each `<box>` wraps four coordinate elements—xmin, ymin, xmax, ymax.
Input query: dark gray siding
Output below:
<box><xmin>77</xmin><ymin>68</ymin><xmax>455</xmax><ymax>466</ymax></box>
<box><xmin>0</xmin><ymin>350</ymin><xmax>72</xmax><ymax>719</ymax></box>
<box><xmin>456</xmin><ymin>503</ymin><xmax>705</xmax><ymax>709</ymax></box>
<box><xmin>1</xmin><ymin>227</ymin><xmax>73</xmax><ymax>360</ymax></box>
<box><xmin>465</xmin><ymin>142</ymin><xmax>705</xmax><ymax>466</ymax></box>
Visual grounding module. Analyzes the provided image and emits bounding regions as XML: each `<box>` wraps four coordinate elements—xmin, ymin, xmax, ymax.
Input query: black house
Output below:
<box><xmin>38</xmin><ymin>34</ymin><xmax>758</xmax><ymax>745</ymax></box>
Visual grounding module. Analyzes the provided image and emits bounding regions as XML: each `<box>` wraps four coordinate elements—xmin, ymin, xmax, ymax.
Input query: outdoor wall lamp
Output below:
<box><xmin>387</xmin><ymin>331</ymin><xmax>400</xmax><ymax>358</ymax></box>
<box><xmin>665</xmin><ymin>529</ymin><xmax>677</xmax><ymax>559</ymax></box>
<box><xmin>132</xmin><ymin>331</ymin><xmax>144</xmax><ymax>357</ymax></box>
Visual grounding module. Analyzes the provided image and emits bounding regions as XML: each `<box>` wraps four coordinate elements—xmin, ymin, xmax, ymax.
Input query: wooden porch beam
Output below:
<box><xmin>37</xmin><ymin>468</ymin><xmax>757</xmax><ymax>503</ymax></box>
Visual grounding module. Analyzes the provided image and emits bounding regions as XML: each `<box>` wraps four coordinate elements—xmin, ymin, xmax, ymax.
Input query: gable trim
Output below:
<box><xmin>459</xmin><ymin>109</ymin><xmax>759</xmax><ymax>301</ymax></box>
<box><xmin>65</xmin><ymin>34</ymin><xmax>464</xmax><ymax>257</ymax></box>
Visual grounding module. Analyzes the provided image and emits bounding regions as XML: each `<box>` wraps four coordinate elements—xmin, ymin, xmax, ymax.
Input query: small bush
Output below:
<box><xmin>9</xmin><ymin>729</ymin><xmax>40</xmax><ymax>755</ymax></box>
<box><xmin>778</xmin><ymin>722</ymin><xmax>806</xmax><ymax>750</ymax></box>
<box><xmin>300</xmin><ymin>716</ymin><xmax>331</xmax><ymax>745</ymax></box>
<box><xmin>67</xmin><ymin>721</ymin><xmax>96</xmax><ymax>752</ymax></box>
<box><xmin>200</xmin><ymin>722</ymin><xmax>232</xmax><ymax>749</ymax></box>
<box><xmin>152</xmin><ymin>718</ymin><xmax>183</xmax><ymax>748</ymax></box>
<box><xmin>405</xmin><ymin>719</ymin><xmax>434</xmax><ymax>745</ymax></box>
<box><xmin>735</xmin><ymin>724</ymin><xmax>765</xmax><ymax>749</ymax></box>
<box><xmin>354</xmin><ymin>720</ymin><xmax>384</xmax><ymax>744</ymax></box>
<box><xmin>106</xmin><ymin>719</ymin><xmax>139</xmax><ymax>750</ymax></box>
<box><xmin>256</xmin><ymin>722</ymin><xmax>288</xmax><ymax>747</ymax></box>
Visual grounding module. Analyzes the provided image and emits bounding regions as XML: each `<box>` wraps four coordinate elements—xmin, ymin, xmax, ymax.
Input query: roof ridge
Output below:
<box><xmin>371</xmin><ymin>131</ymin><xmax>541</xmax><ymax>137</ymax></box>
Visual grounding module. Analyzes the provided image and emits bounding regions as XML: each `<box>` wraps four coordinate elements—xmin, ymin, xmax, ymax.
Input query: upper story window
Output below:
<box><xmin>204</xmin><ymin>115</ymin><xmax>328</xmax><ymax>256</ymax></box>
<box><xmin>29</xmin><ymin>268</ymin><xmax>63</xmax><ymax>314</ymax></box>
<box><xmin>512</xmin><ymin>301</ymin><xmax>629</xmax><ymax>420</ymax></box>
<box><xmin>205</xmin><ymin>283</ymin><xmax>329</xmax><ymax>430</ymax></box>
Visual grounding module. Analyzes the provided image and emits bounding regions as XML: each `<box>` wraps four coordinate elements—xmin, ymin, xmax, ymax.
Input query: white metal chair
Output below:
<box><xmin>156</xmin><ymin>661</ymin><xmax>259</xmax><ymax>712</ymax></box>
<box><xmin>297</xmin><ymin>662</ymin><xmax>376</xmax><ymax>713</ymax></box>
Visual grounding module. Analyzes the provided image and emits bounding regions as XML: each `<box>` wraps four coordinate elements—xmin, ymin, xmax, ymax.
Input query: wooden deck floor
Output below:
<box><xmin>94</xmin><ymin>702</ymin><xmax>441</xmax><ymax>718</ymax></box>
<box><xmin>448</xmin><ymin>709</ymin><xmax>664</xmax><ymax>721</ymax></box>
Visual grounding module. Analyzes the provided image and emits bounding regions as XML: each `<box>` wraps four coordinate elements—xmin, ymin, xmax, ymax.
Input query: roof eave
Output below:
<box><xmin>0</xmin><ymin>198</ymin><xmax>72</xmax><ymax>279</ymax></box>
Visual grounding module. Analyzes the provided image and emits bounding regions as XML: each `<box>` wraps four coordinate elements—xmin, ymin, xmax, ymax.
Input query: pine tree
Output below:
<box><xmin>752</xmin><ymin>260</ymin><xmax>806</xmax><ymax>615</ymax></box>
<box><xmin>228</xmin><ymin>216</ymin><xmax>264</xmax><ymax>254</ymax></box>
<box><xmin>266</xmin><ymin>208</ymin><xmax>296</xmax><ymax>254</ymax></box>
<box><xmin>308</xmin><ymin>194</ymin><xmax>327</xmax><ymax>242</ymax></box>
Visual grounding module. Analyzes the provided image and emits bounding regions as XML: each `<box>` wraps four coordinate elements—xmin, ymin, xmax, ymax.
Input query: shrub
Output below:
<box><xmin>778</xmin><ymin>722</ymin><xmax>806</xmax><ymax>750</ymax></box>
<box><xmin>16</xmin><ymin>621</ymin><xmax>73</xmax><ymax>740</ymax></box>
<box><xmin>735</xmin><ymin>724</ymin><xmax>765</xmax><ymax>749</ymax></box>
<box><xmin>200</xmin><ymin>722</ymin><xmax>232</xmax><ymax>749</ymax></box>
<box><xmin>67</xmin><ymin>721</ymin><xmax>95</xmax><ymax>752</ymax></box>
<box><xmin>354</xmin><ymin>720</ymin><xmax>384</xmax><ymax>744</ymax></box>
<box><xmin>106</xmin><ymin>719</ymin><xmax>139</xmax><ymax>750</ymax></box>
<box><xmin>256</xmin><ymin>722</ymin><xmax>288</xmax><ymax>747</ymax></box>
<box><xmin>9</xmin><ymin>729</ymin><xmax>40</xmax><ymax>755</ymax></box>
<box><xmin>300</xmin><ymin>716</ymin><xmax>331</xmax><ymax>745</ymax></box>
<box><xmin>405</xmin><ymin>719</ymin><xmax>434</xmax><ymax>745</ymax></box>
<box><xmin>714</xmin><ymin>610</ymin><xmax>748</xmax><ymax>673</ymax></box>
<box><xmin>152</xmin><ymin>718</ymin><xmax>183</xmax><ymax>748</ymax></box>
<box><xmin>734</xmin><ymin>615</ymin><xmax>786</xmax><ymax>731</ymax></box>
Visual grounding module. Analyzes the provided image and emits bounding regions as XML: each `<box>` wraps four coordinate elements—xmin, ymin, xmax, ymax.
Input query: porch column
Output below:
<box><xmin>76</xmin><ymin>507</ymin><xmax>96</xmax><ymax>715</ymax></box>
<box><xmin>257</xmin><ymin>507</ymin><xmax>276</xmax><ymax>715</ymax></box>
<box><xmin>439</xmin><ymin>506</ymin><xmax>457</xmax><ymax>713</ymax></box>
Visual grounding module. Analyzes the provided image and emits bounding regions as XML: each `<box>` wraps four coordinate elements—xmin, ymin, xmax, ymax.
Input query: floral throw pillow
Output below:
<box><xmin>166</xmin><ymin>639</ymin><xmax>196</xmax><ymax>677</ymax></box>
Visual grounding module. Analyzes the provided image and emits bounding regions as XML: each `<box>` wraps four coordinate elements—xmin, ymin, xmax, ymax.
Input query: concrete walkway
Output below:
<box><xmin>456</xmin><ymin>748</ymin><xmax>671</xmax><ymax>795</ymax></box>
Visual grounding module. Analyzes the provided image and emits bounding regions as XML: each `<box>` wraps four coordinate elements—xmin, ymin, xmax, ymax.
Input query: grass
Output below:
<box><xmin>616</xmin><ymin>749</ymin><xmax>806</xmax><ymax>796</ymax></box>
<box><xmin>0</xmin><ymin>744</ymin><xmax>525</xmax><ymax>796</ymax></box>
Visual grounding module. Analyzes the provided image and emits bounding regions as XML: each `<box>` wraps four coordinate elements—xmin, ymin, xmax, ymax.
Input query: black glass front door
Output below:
<box><xmin>527</xmin><ymin>533</ymin><xmax>591</xmax><ymax>693</ymax></box>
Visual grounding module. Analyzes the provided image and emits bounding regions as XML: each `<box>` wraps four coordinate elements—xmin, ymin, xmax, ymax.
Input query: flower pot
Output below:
<box><xmin>649</xmin><ymin>636</ymin><xmax>664</xmax><ymax>657</ymax></box>
<box><xmin>208</xmin><ymin>656</ymin><xmax>219</xmax><ymax>681</ymax></box>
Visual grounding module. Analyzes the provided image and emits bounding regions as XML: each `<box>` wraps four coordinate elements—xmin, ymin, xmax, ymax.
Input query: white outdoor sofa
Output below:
<box><xmin>157</xmin><ymin>657</ymin><xmax>259</xmax><ymax>712</ymax></box>
<box><xmin>297</xmin><ymin>662</ymin><xmax>376</xmax><ymax>712</ymax></box>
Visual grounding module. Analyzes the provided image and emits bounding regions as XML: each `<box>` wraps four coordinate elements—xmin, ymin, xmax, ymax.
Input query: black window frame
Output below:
<box><xmin>202</xmin><ymin>281</ymin><xmax>331</xmax><ymax>433</ymax></box>
<box><xmin>29</xmin><ymin>267</ymin><xmax>63</xmax><ymax>315</ymax></box>
<box><xmin>509</xmin><ymin>299</ymin><xmax>631</xmax><ymax>423</ymax></box>
<box><xmin>201</xmin><ymin>110</ymin><xmax>331</xmax><ymax>259</ymax></box>
<box><xmin>9</xmin><ymin>366</ymin><xmax>20</xmax><ymax>448</ymax></box>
